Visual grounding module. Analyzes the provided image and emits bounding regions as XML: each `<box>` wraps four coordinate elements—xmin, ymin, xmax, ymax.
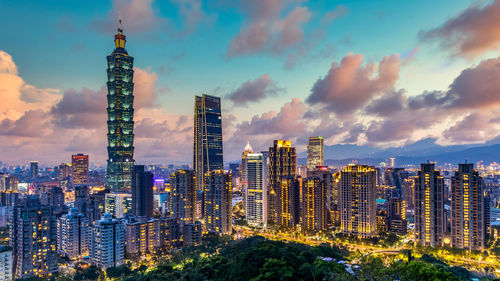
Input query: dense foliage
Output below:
<box><xmin>53</xmin><ymin>236</ymin><xmax>497</xmax><ymax>281</ymax></box>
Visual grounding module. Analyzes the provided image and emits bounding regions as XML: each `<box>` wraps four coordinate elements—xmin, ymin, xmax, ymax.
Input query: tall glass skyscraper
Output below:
<box><xmin>193</xmin><ymin>94</ymin><xmax>223</xmax><ymax>191</ymax></box>
<box><xmin>105</xmin><ymin>25</ymin><xmax>135</xmax><ymax>192</ymax></box>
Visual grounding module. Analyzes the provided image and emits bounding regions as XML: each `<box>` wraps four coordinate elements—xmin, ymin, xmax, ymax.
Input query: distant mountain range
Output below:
<box><xmin>297</xmin><ymin>138</ymin><xmax>500</xmax><ymax>166</ymax></box>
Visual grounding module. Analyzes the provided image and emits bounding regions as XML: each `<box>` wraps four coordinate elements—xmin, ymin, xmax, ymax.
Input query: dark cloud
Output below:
<box><xmin>227</xmin><ymin>74</ymin><xmax>283</xmax><ymax>106</ymax></box>
<box><xmin>420</xmin><ymin>0</ymin><xmax>500</xmax><ymax>59</ymax></box>
<box><xmin>0</xmin><ymin>110</ymin><xmax>49</xmax><ymax>137</ymax></box>
<box><xmin>365</xmin><ymin>89</ymin><xmax>406</xmax><ymax>117</ymax></box>
<box><xmin>307</xmin><ymin>53</ymin><xmax>400</xmax><ymax>116</ymax></box>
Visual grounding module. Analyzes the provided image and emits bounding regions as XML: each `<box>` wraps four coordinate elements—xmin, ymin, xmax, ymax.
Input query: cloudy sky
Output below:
<box><xmin>2</xmin><ymin>0</ymin><xmax>500</xmax><ymax>166</ymax></box>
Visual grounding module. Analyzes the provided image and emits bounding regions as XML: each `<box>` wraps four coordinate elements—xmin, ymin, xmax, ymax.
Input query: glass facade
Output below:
<box><xmin>193</xmin><ymin>94</ymin><xmax>223</xmax><ymax>191</ymax></box>
<box><xmin>105</xmin><ymin>27</ymin><xmax>135</xmax><ymax>192</ymax></box>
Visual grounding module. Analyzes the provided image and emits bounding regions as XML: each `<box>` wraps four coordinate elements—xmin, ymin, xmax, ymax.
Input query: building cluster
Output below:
<box><xmin>0</xmin><ymin>20</ymin><xmax>497</xmax><ymax>281</ymax></box>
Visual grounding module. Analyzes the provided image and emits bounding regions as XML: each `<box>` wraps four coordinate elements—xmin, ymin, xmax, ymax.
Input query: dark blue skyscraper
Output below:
<box><xmin>105</xmin><ymin>24</ymin><xmax>135</xmax><ymax>192</ymax></box>
<box><xmin>193</xmin><ymin>94</ymin><xmax>223</xmax><ymax>190</ymax></box>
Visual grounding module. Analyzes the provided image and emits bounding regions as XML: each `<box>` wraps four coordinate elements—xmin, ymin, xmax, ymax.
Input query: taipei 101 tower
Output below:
<box><xmin>105</xmin><ymin>21</ymin><xmax>135</xmax><ymax>192</ymax></box>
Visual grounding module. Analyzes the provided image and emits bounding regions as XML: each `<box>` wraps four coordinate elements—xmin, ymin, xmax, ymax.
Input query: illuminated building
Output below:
<box><xmin>414</xmin><ymin>163</ymin><xmax>444</xmax><ymax>247</ymax></box>
<box><xmin>75</xmin><ymin>185</ymin><xmax>101</xmax><ymax>223</ymax></box>
<box><xmin>485</xmin><ymin>195</ymin><xmax>491</xmax><ymax>237</ymax></box>
<box><xmin>183</xmin><ymin>221</ymin><xmax>202</xmax><ymax>246</ymax></box>
<box><xmin>388</xmin><ymin>197</ymin><xmax>407</xmax><ymax>235</ymax></box>
<box><xmin>105</xmin><ymin>23</ymin><xmax>135</xmax><ymax>192</ymax></box>
<box><xmin>10</xmin><ymin>197</ymin><xmax>58</xmax><ymax>279</ymax></box>
<box><xmin>72</xmin><ymin>154</ymin><xmax>89</xmax><ymax>185</ymax></box>
<box><xmin>193</xmin><ymin>94</ymin><xmax>223</xmax><ymax>192</ymax></box>
<box><xmin>245</xmin><ymin>153</ymin><xmax>265</xmax><ymax>226</ymax></box>
<box><xmin>153</xmin><ymin>192</ymin><xmax>169</xmax><ymax>213</ymax></box>
<box><xmin>451</xmin><ymin>163</ymin><xmax>484</xmax><ymax>250</ymax></box>
<box><xmin>382</xmin><ymin>168</ymin><xmax>409</xmax><ymax>197</ymax></box>
<box><xmin>0</xmin><ymin>246</ymin><xmax>12</xmax><ymax>281</ymax></box>
<box><xmin>90</xmin><ymin>213</ymin><xmax>125</xmax><ymax>269</ymax></box>
<box><xmin>301</xmin><ymin>177</ymin><xmax>327</xmax><ymax>232</ymax></box>
<box><xmin>125</xmin><ymin>218</ymin><xmax>156</xmax><ymax>257</ymax></box>
<box><xmin>277</xmin><ymin>177</ymin><xmax>301</xmax><ymax>228</ymax></box>
<box><xmin>105</xmin><ymin>193</ymin><xmax>132</xmax><ymax>218</ymax></box>
<box><xmin>57</xmin><ymin>208</ymin><xmax>89</xmax><ymax>259</ymax></box>
<box><xmin>402</xmin><ymin>178</ymin><xmax>415</xmax><ymax>217</ymax></box>
<box><xmin>241</xmin><ymin>141</ymin><xmax>254</xmax><ymax>192</ymax></box>
<box><xmin>204</xmin><ymin>170</ymin><xmax>232</xmax><ymax>234</ymax></box>
<box><xmin>307</xmin><ymin>136</ymin><xmax>324</xmax><ymax>171</ymax></box>
<box><xmin>307</xmin><ymin>166</ymin><xmax>333</xmax><ymax>218</ymax></box>
<box><xmin>268</xmin><ymin>140</ymin><xmax>297</xmax><ymax>224</ymax></box>
<box><xmin>132</xmin><ymin>165</ymin><xmax>154</xmax><ymax>218</ymax></box>
<box><xmin>59</xmin><ymin>163</ymin><xmax>71</xmax><ymax>189</ymax></box>
<box><xmin>170</xmin><ymin>170</ymin><xmax>197</xmax><ymax>224</ymax></box>
<box><xmin>376</xmin><ymin>210</ymin><xmax>389</xmax><ymax>234</ymax></box>
<box><xmin>30</xmin><ymin>161</ymin><xmax>38</xmax><ymax>179</ymax></box>
<box><xmin>339</xmin><ymin>164</ymin><xmax>377</xmax><ymax>237</ymax></box>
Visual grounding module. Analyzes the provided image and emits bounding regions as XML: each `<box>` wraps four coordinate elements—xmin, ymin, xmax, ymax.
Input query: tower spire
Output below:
<box><xmin>114</xmin><ymin>15</ymin><xmax>126</xmax><ymax>49</ymax></box>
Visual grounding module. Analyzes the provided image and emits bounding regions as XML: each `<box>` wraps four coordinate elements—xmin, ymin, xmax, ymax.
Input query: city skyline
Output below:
<box><xmin>3</xmin><ymin>1</ymin><xmax>500</xmax><ymax>165</ymax></box>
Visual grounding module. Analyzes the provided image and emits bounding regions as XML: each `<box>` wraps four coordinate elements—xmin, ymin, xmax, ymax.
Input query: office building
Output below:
<box><xmin>307</xmin><ymin>136</ymin><xmax>324</xmax><ymax>171</ymax></box>
<box><xmin>0</xmin><ymin>246</ymin><xmax>12</xmax><ymax>281</ymax></box>
<box><xmin>241</xmin><ymin>141</ymin><xmax>254</xmax><ymax>191</ymax></box>
<box><xmin>72</xmin><ymin>154</ymin><xmax>89</xmax><ymax>185</ymax></box>
<box><xmin>105</xmin><ymin>193</ymin><xmax>132</xmax><ymax>218</ymax></box>
<box><xmin>451</xmin><ymin>163</ymin><xmax>484</xmax><ymax>250</ymax></box>
<box><xmin>193</xmin><ymin>94</ymin><xmax>224</xmax><ymax>191</ymax></box>
<box><xmin>90</xmin><ymin>213</ymin><xmax>125</xmax><ymax>269</ymax></box>
<box><xmin>414</xmin><ymin>163</ymin><xmax>444</xmax><ymax>247</ymax></box>
<box><xmin>245</xmin><ymin>153</ymin><xmax>265</xmax><ymax>226</ymax></box>
<box><xmin>30</xmin><ymin>161</ymin><xmax>38</xmax><ymax>179</ymax></box>
<box><xmin>268</xmin><ymin>140</ymin><xmax>297</xmax><ymax>224</ymax></box>
<box><xmin>57</xmin><ymin>208</ymin><xmax>90</xmax><ymax>259</ymax></box>
<box><xmin>301</xmin><ymin>177</ymin><xmax>327</xmax><ymax>232</ymax></box>
<box><xmin>105</xmin><ymin>24</ymin><xmax>135</xmax><ymax>192</ymax></box>
<box><xmin>132</xmin><ymin>165</ymin><xmax>154</xmax><ymax>218</ymax></box>
<box><xmin>339</xmin><ymin>164</ymin><xmax>377</xmax><ymax>237</ymax></box>
<box><xmin>170</xmin><ymin>170</ymin><xmax>197</xmax><ymax>224</ymax></box>
<box><xmin>10</xmin><ymin>198</ymin><xmax>58</xmax><ymax>279</ymax></box>
<box><xmin>204</xmin><ymin>170</ymin><xmax>232</xmax><ymax>234</ymax></box>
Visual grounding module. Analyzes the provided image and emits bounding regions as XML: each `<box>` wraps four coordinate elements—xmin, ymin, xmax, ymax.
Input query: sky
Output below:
<box><xmin>2</xmin><ymin>0</ymin><xmax>500</xmax><ymax>166</ymax></box>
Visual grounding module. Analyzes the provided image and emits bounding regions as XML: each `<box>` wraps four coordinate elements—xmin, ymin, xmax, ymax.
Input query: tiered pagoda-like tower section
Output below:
<box><xmin>105</xmin><ymin>27</ymin><xmax>135</xmax><ymax>192</ymax></box>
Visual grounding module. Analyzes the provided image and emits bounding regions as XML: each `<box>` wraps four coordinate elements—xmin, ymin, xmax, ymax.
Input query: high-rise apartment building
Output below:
<box><xmin>241</xmin><ymin>141</ymin><xmax>254</xmax><ymax>191</ymax></box>
<box><xmin>170</xmin><ymin>170</ymin><xmax>197</xmax><ymax>224</ymax></box>
<box><xmin>414</xmin><ymin>163</ymin><xmax>444</xmax><ymax>247</ymax></box>
<box><xmin>183</xmin><ymin>221</ymin><xmax>203</xmax><ymax>246</ymax></box>
<box><xmin>388</xmin><ymin>197</ymin><xmax>407</xmax><ymax>235</ymax></box>
<box><xmin>105</xmin><ymin>24</ymin><xmax>135</xmax><ymax>192</ymax></box>
<box><xmin>105</xmin><ymin>193</ymin><xmax>132</xmax><ymax>218</ymax></box>
<box><xmin>245</xmin><ymin>153</ymin><xmax>265</xmax><ymax>226</ymax></box>
<box><xmin>339</xmin><ymin>165</ymin><xmax>377</xmax><ymax>237</ymax></box>
<box><xmin>204</xmin><ymin>170</ymin><xmax>232</xmax><ymax>234</ymax></box>
<box><xmin>10</xmin><ymin>197</ymin><xmax>58</xmax><ymax>279</ymax></box>
<box><xmin>57</xmin><ymin>208</ymin><xmax>90</xmax><ymax>259</ymax></box>
<box><xmin>268</xmin><ymin>140</ymin><xmax>297</xmax><ymax>224</ymax></box>
<box><xmin>90</xmin><ymin>213</ymin><xmax>125</xmax><ymax>269</ymax></box>
<box><xmin>0</xmin><ymin>246</ymin><xmax>12</xmax><ymax>281</ymax></box>
<box><xmin>72</xmin><ymin>154</ymin><xmax>89</xmax><ymax>185</ymax></box>
<box><xmin>451</xmin><ymin>163</ymin><xmax>484</xmax><ymax>250</ymax></box>
<box><xmin>30</xmin><ymin>161</ymin><xmax>38</xmax><ymax>179</ymax></box>
<box><xmin>277</xmin><ymin>177</ymin><xmax>301</xmax><ymax>228</ymax></box>
<box><xmin>301</xmin><ymin>177</ymin><xmax>327</xmax><ymax>232</ymax></box>
<box><xmin>132</xmin><ymin>165</ymin><xmax>154</xmax><ymax>218</ymax></box>
<box><xmin>193</xmin><ymin>94</ymin><xmax>223</xmax><ymax>192</ymax></box>
<box><xmin>307</xmin><ymin>137</ymin><xmax>324</xmax><ymax>171</ymax></box>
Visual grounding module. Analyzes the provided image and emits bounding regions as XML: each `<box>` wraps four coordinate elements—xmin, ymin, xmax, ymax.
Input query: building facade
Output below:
<box><xmin>57</xmin><ymin>208</ymin><xmax>90</xmax><ymax>259</ymax></box>
<box><xmin>105</xmin><ymin>25</ymin><xmax>135</xmax><ymax>192</ymax></box>
<box><xmin>72</xmin><ymin>154</ymin><xmax>89</xmax><ymax>185</ymax></box>
<box><xmin>0</xmin><ymin>246</ymin><xmax>12</xmax><ymax>281</ymax></box>
<box><xmin>90</xmin><ymin>213</ymin><xmax>125</xmax><ymax>269</ymax></box>
<box><xmin>339</xmin><ymin>165</ymin><xmax>377</xmax><ymax>237</ymax></box>
<box><xmin>268</xmin><ymin>140</ymin><xmax>297</xmax><ymax>224</ymax></box>
<box><xmin>10</xmin><ymin>198</ymin><xmax>58</xmax><ymax>279</ymax></box>
<box><xmin>105</xmin><ymin>193</ymin><xmax>132</xmax><ymax>218</ymax></box>
<box><xmin>451</xmin><ymin>163</ymin><xmax>484</xmax><ymax>250</ymax></box>
<box><xmin>204</xmin><ymin>170</ymin><xmax>232</xmax><ymax>234</ymax></box>
<box><xmin>193</xmin><ymin>94</ymin><xmax>223</xmax><ymax>191</ymax></box>
<box><xmin>170</xmin><ymin>170</ymin><xmax>197</xmax><ymax>224</ymax></box>
<box><xmin>301</xmin><ymin>177</ymin><xmax>327</xmax><ymax>232</ymax></box>
<box><xmin>414</xmin><ymin>163</ymin><xmax>444</xmax><ymax>247</ymax></box>
<box><xmin>307</xmin><ymin>136</ymin><xmax>324</xmax><ymax>171</ymax></box>
<box><xmin>245</xmin><ymin>153</ymin><xmax>265</xmax><ymax>226</ymax></box>
<box><xmin>132</xmin><ymin>165</ymin><xmax>154</xmax><ymax>218</ymax></box>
